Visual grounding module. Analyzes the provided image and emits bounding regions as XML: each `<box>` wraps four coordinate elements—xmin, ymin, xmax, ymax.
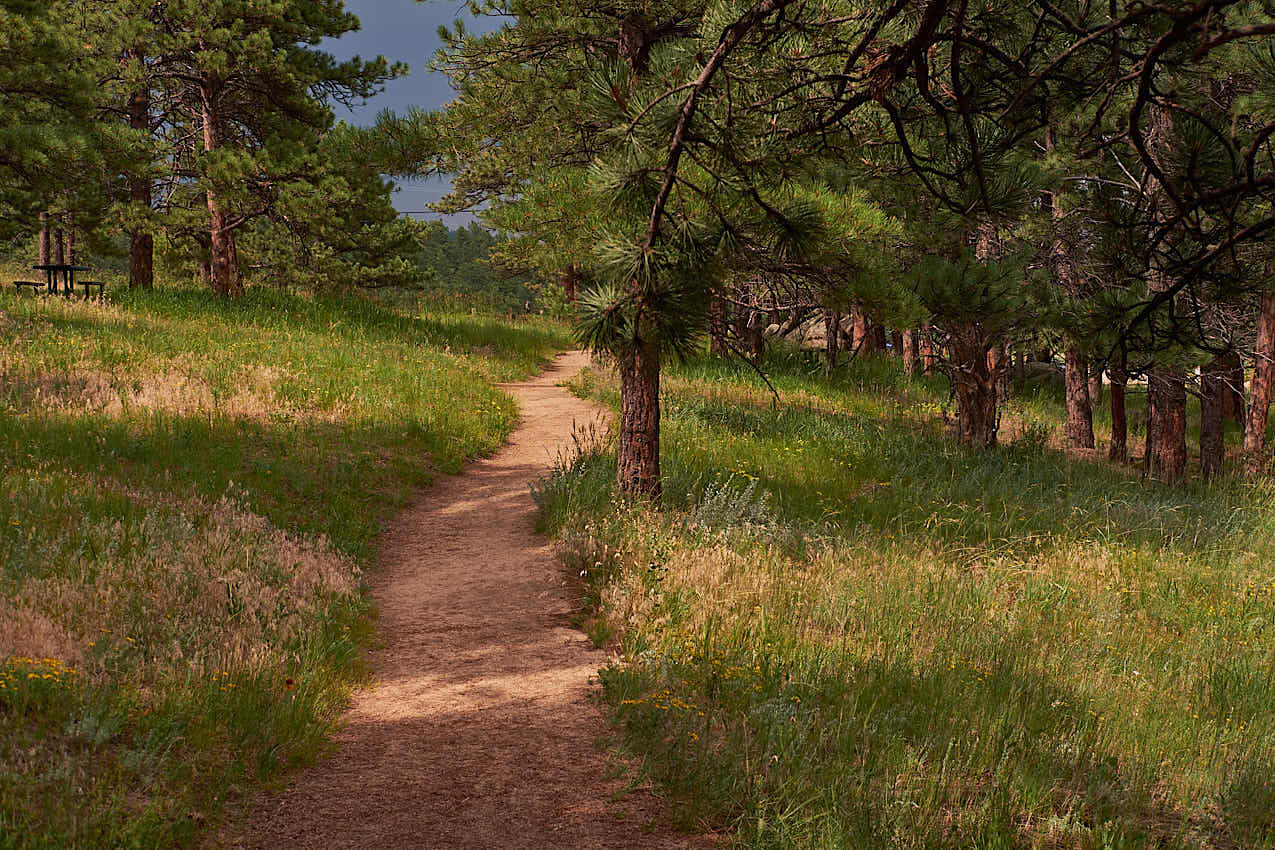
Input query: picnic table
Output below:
<box><xmin>32</xmin><ymin>264</ymin><xmax>92</xmax><ymax>297</ymax></box>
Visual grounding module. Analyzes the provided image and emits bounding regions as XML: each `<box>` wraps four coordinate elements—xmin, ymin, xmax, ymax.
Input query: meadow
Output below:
<box><xmin>0</xmin><ymin>275</ymin><xmax>570</xmax><ymax>848</ymax></box>
<box><xmin>537</xmin><ymin>347</ymin><xmax>1275</xmax><ymax>849</ymax></box>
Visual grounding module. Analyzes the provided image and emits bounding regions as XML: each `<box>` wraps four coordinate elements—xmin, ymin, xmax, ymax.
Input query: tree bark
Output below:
<box><xmin>990</xmin><ymin>342</ymin><xmax>1010</xmax><ymax>402</ymax></box>
<box><xmin>902</xmin><ymin>329</ymin><xmax>919</xmax><ymax>376</ymax></box>
<box><xmin>950</xmin><ymin>322</ymin><xmax>999</xmax><ymax>449</ymax></box>
<box><xmin>1109</xmin><ymin>352</ymin><xmax>1129</xmax><ymax>463</ymax></box>
<box><xmin>617</xmin><ymin>338</ymin><xmax>661</xmax><ymax>499</ymax></box>
<box><xmin>870</xmin><ymin>322</ymin><xmax>887</xmax><ymax>353</ymax></box>
<box><xmin>823</xmin><ymin>310</ymin><xmax>841</xmax><ymax>374</ymax></box>
<box><xmin>1244</xmin><ymin>291</ymin><xmax>1275</xmax><ymax>473</ymax></box>
<box><xmin>1144</xmin><ymin>105</ymin><xmax>1186</xmax><ymax>485</ymax></box>
<box><xmin>921</xmin><ymin>331</ymin><xmax>938</xmax><ymax>373</ymax></box>
<box><xmin>127</xmin><ymin>49</ymin><xmax>153</xmax><ymax>290</ymax></box>
<box><xmin>38</xmin><ymin>213</ymin><xmax>49</xmax><ymax>266</ymax></box>
<box><xmin>53</xmin><ymin>218</ymin><xmax>64</xmax><ymax>266</ymax></box>
<box><xmin>1201</xmin><ymin>356</ymin><xmax>1227</xmax><ymax>479</ymax></box>
<box><xmin>1089</xmin><ymin>367</ymin><xmax>1104</xmax><ymax>409</ymax></box>
<box><xmin>890</xmin><ymin>330</ymin><xmax>904</xmax><ymax>357</ymax></box>
<box><xmin>1147</xmin><ymin>367</ymin><xmax>1187</xmax><ymax>484</ymax></box>
<box><xmin>560</xmin><ymin>264</ymin><xmax>579</xmax><ymax>305</ymax></box>
<box><xmin>709</xmin><ymin>291</ymin><xmax>729</xmax><ymax>357</ymax></box>
<box><xmin>851</xmin><ymin>308</ymin><xmax>868</xmax><ymax>352</ymax></box>
<box><xmin>1218</xmin><ymin>348</ymin><xmax>1245</xmax><ymax>428</ymax></box>
<box><xmin>1065</xmin><ymin>347</ymin><xmax>1095</xmax><ymax>449</ymax></box>
<box><xmin>201</xmin><ymin>74</ymin><xmax>242</xmax><ymax>298</ymax></box>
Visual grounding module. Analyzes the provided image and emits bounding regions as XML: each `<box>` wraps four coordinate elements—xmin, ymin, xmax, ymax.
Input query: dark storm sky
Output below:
<box><xmin>325</xmin><ymin>1</ymin><xmax>505</xmax><ymax>224</ymax></box>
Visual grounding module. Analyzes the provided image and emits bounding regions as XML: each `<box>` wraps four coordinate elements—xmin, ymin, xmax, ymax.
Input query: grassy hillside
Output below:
<box><xmin>538</xmin><ymin>348</ymin><xmax>1275</xmax><ymax>849</ymax></box>
<box><xmin>0</xmin><ymin>279</ymin><xmax>570</xmax><ymax>848</ymax></box>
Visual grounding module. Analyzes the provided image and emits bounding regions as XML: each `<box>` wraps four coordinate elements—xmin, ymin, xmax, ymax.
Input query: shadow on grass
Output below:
<box><xmin>661</xmin><ymin>383</ymin><xmax>1266</xmax><ymax>559</ymax></box>
<box><xmin>0</xmin><ymin>408</ymin><xmax>443</xmax><ymax>563</ymax></box>
<box><xmin>611</xmin><ymin>635</ymin><xmax>1269</xmax><ymax>848</ymax></box>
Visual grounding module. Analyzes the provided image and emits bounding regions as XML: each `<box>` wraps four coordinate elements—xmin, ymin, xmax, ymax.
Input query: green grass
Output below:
<box><xmin>0</xmin><ymin>278</ymin><xmax>571</xmax><ymax>848</ymax></box>
<box><xmin>537</xmin><ymin>347</ymin><xmax>1275</xmax><ymax>849</ymax></box>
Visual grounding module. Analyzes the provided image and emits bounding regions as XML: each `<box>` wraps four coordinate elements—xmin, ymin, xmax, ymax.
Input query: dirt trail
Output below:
<box><xmin>238</xmin><ymin>351</ymin><xmax>705</xmax><ymax>849</ymax></box>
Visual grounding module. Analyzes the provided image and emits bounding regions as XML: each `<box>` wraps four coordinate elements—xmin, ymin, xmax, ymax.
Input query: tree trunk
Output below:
<box><xmin>1201</xmin><ymin>356</ymin><xmax>1227</xmax><ymax>480</ymax></box>
<box><xmin>921</xmin><ymin>331</ymin><xmax>938</xmax><ymax>373</ymax></box>
<box><xmin>38</xmin><ymin>213</ymin><xmax>49</xmax><ymax>266</ymax></box>
<box><xmin>851</xmin><ymin>308</ymin><xmax>868</xmax><ymax>352</ymax></box>
<box><xmin>1089</xmin><ymin>367</ymin><xmax>1104</xmax><ymax>408</ymax></box>
<box><xmin>53</xmin><ymin>218</ymin><xmax>64</xmax><ymax>266</ymax></box>
<box><xmin>1244</xmin><ymin>291</ymin><xmax>1275</xmax><ymax>473</ymax></box>
<box><xmin>1218</xmin><ymin>348</ymin><xmax>1245</xmax><ymax>428</ymax></box>
<box><xmin>1065</xmin><ymin>347</ymin><xmax>1094</xmax><ymax>449</ymax></box>
<box><xmin>890</xmin><ymin>330</ymin><xmax>903</xmax><ymax>357</ymax></box>
<box><xmin>201</xmin><ymin>75</ymin><xmax>242</xmax><ymax>298</ymax></box>
<box><xmin>990</xmin><ymin>343</ymin><xmax>1010</xmax><ymax>401</ymax></box>
<box><xmin>950</xmin><ymin>323</ymin><xmax>999</xmax><ymax>449</ymax></box>
<box><xmin>617</xmin><ymin>338</ymin><xmax>661</xmax><ymax>499</ymax></box>
<box><xmin>823</xmin><ymin>310</ymin><xmax>841</xmax><ymax>375</ymax></box>
<box><xmin>1147</xmin><ymin>367</ymin><xmax>1187</xmax><ymax>484</ymax></box>
<box><xmin>560</xmin><ymin>264</ymin><xmax>579</xmax><ymax>305</ymax></box>
<box><xmin>1109</xmin><ymin>353</ymin><xmax>1128</xmax><ymax>463</ymax></box>
<box><xmin>1144</xmin><ymin>104</ymin><xmax>1186</xmax><ymax>485</ymax></box>
<box><xmin>709</xmin><ymin>291</ymin><xmax>729</xmax><ymax>357</ymax></box>
<box><xmin>870</xmin><ymin>322</ymin><xmax>887</xmax><ymax>353</ymax></box>
<box><xmin>902</xmin><ymin>329</ymin><xmax>919</xmax><ymax>376</ymax></box>
<box><xmin>127</xmin><ymin>50</ymin><xmax>153</xmax><ymax>290</ymax></box>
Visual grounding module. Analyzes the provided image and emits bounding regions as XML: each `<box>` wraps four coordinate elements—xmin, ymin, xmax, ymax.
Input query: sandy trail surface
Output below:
<box><xmin>237</xmin><ymin>351</ymin><xmax>705</xmax><ymax>849</ymax></box>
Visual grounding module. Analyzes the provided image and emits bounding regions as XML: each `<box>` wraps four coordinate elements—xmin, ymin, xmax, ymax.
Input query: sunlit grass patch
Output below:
<box><xmin>544</xmin><ymin>350</ymin><xmax>1275</xmax><ymax>848</ymax></box>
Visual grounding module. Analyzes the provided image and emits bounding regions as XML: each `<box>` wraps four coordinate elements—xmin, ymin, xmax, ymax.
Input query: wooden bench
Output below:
<box><xmin>78</xmin><ymin>281</ymin><xmax>105</xmax><ymax>299</ymax></box>
<box><xmin>13</xmin><ymin>281</ymin><xmax>45</xmax><ymax>295</ymax></box>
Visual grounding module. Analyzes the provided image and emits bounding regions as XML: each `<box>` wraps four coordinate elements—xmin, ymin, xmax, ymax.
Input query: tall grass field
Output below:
<box><xmin>537</xmin><ymin>348</ymin><xmax>1275</xmax><ymax>849</ymax></box>
<box><xmin>0</xmin><ymin>276</ymin><xmax>570</xmax><ymax>848</ymax></box>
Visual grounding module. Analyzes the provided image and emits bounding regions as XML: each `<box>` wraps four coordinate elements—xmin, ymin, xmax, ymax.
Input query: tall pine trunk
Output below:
<box><xmin>1217</xmin><ymin>348</ymin><xmax>1245</xmax><ymax>428</ymax></box>
<box><xmin>945</xmin><ymin>221</ymin><xmax>1003</xmax><ymax>449</ymax></box>
<box><xmin>902</xmin><ymin>329</ymin><xmax>919</xmax><ymax>376</ymax></box>
<box><xmin>709</xmin><ymin>291</ymin><xmax>729</xmax><ymax>357</ymax></box>
<box><xmin>617</xmin><ymin>338</ymin><xmax>661</xmax><ymax>499</ymax></box>
<box><xmin>1244</xmin><ymin>291</ymin><xmax>1275</xmax><ymax>473</ymax></box>
<box><xmin>824</xmin><ymin>310</ymin><xmax>841</xmax><ymax>374</ymax></box>
<box><xmin>1109</xmin><ymin>352</ymin><xmax>1129</xmax><ymax>463</ymax></box>
<box><xmin>53</xmin><ymin>217</ymin><xmax>64</xmax><ymax>266</ymax></box>
<box><xmin>127</xmin><ymin>49</ymin><xmax>153</xmax><ymax>290</ymax></box>
<box><xmin>990</xmin><ymin>342</ymin><xmax>1009</xmax><ymax>402</ymax></box>
<box><xmin>560</xmin><ymin>264</ymin><xmax>579</xmax><ymax>305</ymax></box>
<box><xmin>1064</xmin><ymin>347</ymin><xmax>1095</xmax><ymax>448</ymax></box>
<box><xmin>1144</xmin><ymin>104</ymin><xmax>1187</xmax><ymax>485</ymax></box>
<box><xmin>201</xmin><ymin>75</ymin><xmax>242</xmax><ymax>298</ymax></box>
<box><xmin>1147</xmin><ymin>368</ymin><xmax>1187</xmax><ymax>484</ymax></box>
<box><xmin>950</xmin><ymin>323</ymin><xmax>999</xmax><ymax>448</ymax></box>
<box><xmin>870</xmin><ymin>322</ymin><xmax>887</xmax><ymax>353</ymax></box>
<box><xmin>38</xmin><ymin>213</ymin><xmax>50</xmax><ymax>266</ymax></box>
<box><xmin>1201</xmin><ymin>356</ymin><xmax>1227</xmax><ymax>479</ymax></box>
<box><xmin>851</xmin><ymin>308</ymin><xmax>869</xmax><ymax>352</ymax></box>
<box><xmin>1089</xmin><ymin>367</ymin><xmax>1104</xmax><ymax>408</ymax></box>
<box><xmin>921</xmin><ymin>331</ymin><xmax>938</xmax><ymax>373</ymax></box>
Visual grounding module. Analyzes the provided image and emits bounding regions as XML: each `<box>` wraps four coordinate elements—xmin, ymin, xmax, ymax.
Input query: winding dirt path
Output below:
<box><xmin>237</xmin><ymin>352</ymin><xmax>705</xmax><ymax>849</ymax></box>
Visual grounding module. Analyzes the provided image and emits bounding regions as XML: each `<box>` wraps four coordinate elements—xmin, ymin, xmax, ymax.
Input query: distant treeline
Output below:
<box><xmin>414</xmin><ymin>222</ymin><xmax>543</xmax><ymax>315</ymax></box>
